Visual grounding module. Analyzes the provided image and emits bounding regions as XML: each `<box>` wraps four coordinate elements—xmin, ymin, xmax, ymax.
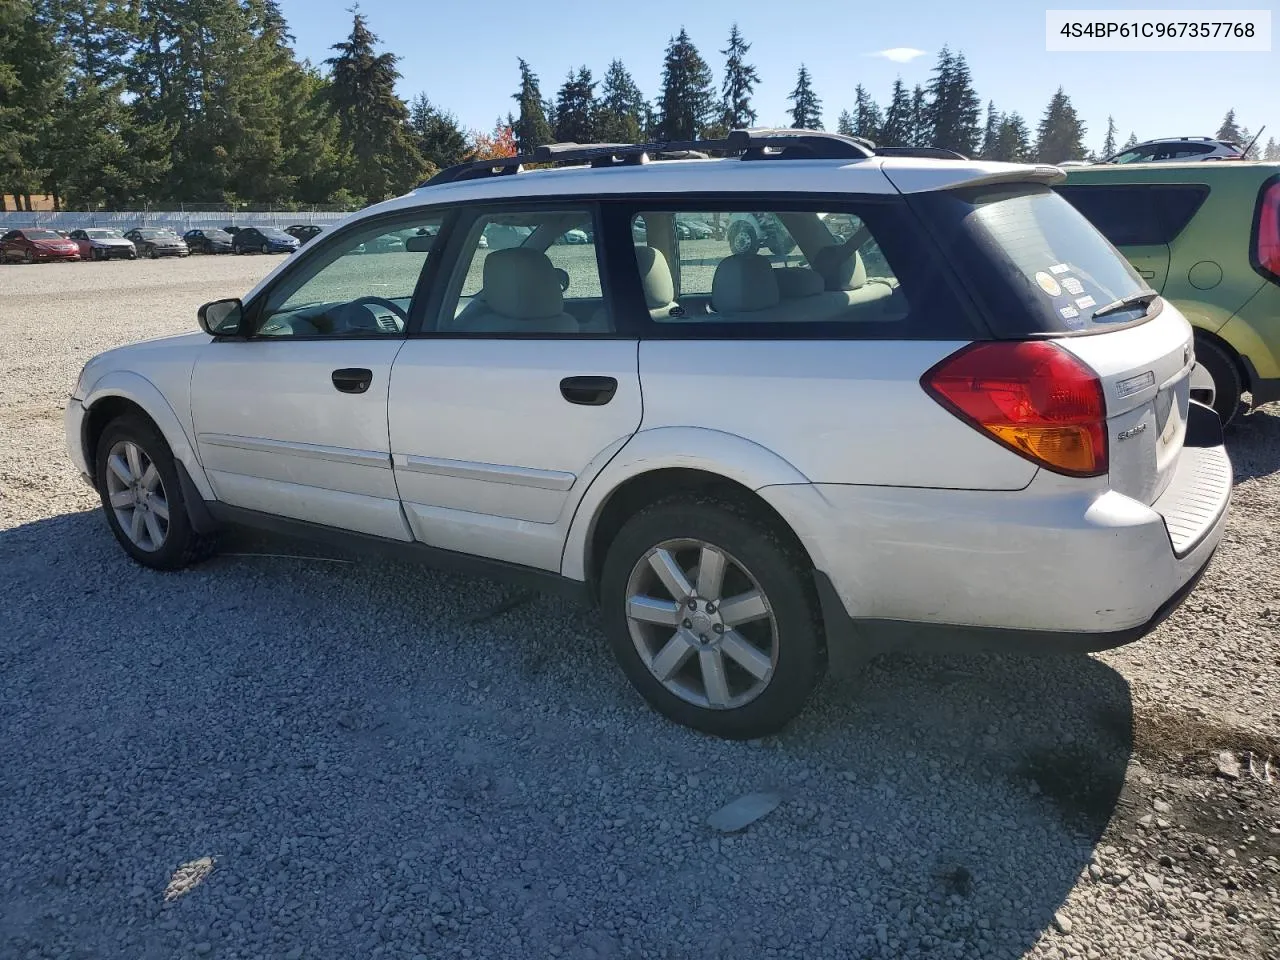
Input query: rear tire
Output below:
<box><xmin>260</xmin><ymin>242</ymin><xmax>270</xmax><ymax>255</ymax></box>
<box><xmin>728</xmin><ymin>223</ymin><xmax>759</xmax><ymax>256</ymax></box>
<box><xmin>94</xmin><ymin>415</ymin><xmax>218</xmax><ymax>570</ymax></box>
<box><xmin>1194</xmin><ymin>336</ymin><xmax>1244</xmax><ymax>426</ymax></box>
<box><xmin>600</xmin><ymin>497</ymin><xmax>824</xmax><ymax>739</ymax></box>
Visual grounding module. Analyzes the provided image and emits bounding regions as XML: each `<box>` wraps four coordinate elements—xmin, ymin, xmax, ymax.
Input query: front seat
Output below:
<box><xmin>455</xmin><ymin>247</ymin><xmax>579</xmax><ymax>334</ymax></box>
<box><xmin>711</xmin><ymin>253</ymin><xmax>781</xmax><ymax>318</ymax></box>
<box><xmin>635</xmin><ymin>245</ymin><xmax>680</xmax><ymax>320</ymax></box>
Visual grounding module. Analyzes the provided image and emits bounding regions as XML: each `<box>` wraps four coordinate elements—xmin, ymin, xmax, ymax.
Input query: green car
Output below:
<box><xmin>1057</xmin><ymin>162</ymin><xmax>1280</xmax><ymax>423</ymax></box>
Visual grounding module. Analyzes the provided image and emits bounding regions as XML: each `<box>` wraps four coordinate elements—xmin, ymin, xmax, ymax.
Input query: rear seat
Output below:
<box><xmin>810</xmin><ymin>244</ymin><xmax>903</xmax><ymax>317</ymax></box>
<box><xmin>711</xmin><ymin>255</ymin><xmax>876</xmax><ymax>323</ymax></box>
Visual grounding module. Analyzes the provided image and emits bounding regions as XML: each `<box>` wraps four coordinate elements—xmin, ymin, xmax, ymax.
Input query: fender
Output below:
<box><xmin>82</xmin><ymin>370</ymin><xmax>216</xmax><ymax>501</ymax></box>
<box><xmin>559</xmin><ymin>426</ymin><xmax>811</xmax><ymax>581</ymax></box>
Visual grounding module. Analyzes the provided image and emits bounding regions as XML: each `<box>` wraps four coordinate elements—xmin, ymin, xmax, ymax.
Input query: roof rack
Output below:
<box><xmin>420</xmin><ymin>128</ymin><xmax>881</xmax><ymax>187</ymax></box>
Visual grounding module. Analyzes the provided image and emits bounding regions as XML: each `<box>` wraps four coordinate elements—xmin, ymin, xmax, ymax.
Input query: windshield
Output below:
<box><xmin>25</xmin><ymin>230</ymin><xmax>61</xmax><ymax>240</ymax></box>
<box><xmin>259</xmin><ymin>228</ymin><xmax>291</xmax><ymax>240</ymax></box>
<box><xmin>206</xmin><ymin>230</ymin><xmax>231</xmax><ymax>240</ymax></box>
<box><xmin>912</xmin><ymin>183</ymin><xmax>1151</xmax><ymax>335</ymax></box>
<box><xmin>85</xmin><ymin>229</ymin><xmax>121</xmax><ymax>239</ymax></box>
<box><xmin>137</xmin><ymin>229</ymin><xmax>174</xmax><ymax>239</ymax></box>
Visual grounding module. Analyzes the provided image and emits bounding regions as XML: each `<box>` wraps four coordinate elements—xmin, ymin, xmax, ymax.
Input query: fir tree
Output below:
<box><xmin>410</xmin><ymin>94</ymin><xmax>468</xmax><ymax>171</ymax></box>
<box><xmin>926</xmin><ymin>47</ymin><xmax>981</xmax><ymax>155</ymax></box>
<box><xmin>1101</xmin><ymin>115</ymin><xmax>1117</xmax><ymax>158</ymax></box>
<box><xmin>1122</xmin><ymin>131</ymin><xmax>1139</xmax><ymax>150</ymax></box>
<box><xmin>657</xmin><ymin>28</ymin><xmax>716</xmax><ymax>140</ymax></box>
<box><xmin>511</xmin><ymin>58</ymin><xmax>553</xmax><ymax>151</ymax></box>
<box><xmin>553</xmin><ymin>66</ymin><xmax>597</xmax><ymax>143</ymax></box>
<box><xmin>991</xmin><ymin>112</ymin><xmax>1032</xmax><ymax>163</ymax></box>
<box><xmin>1034</xmin><ymin>87</ymin><xmax>1087</xmax><ymax>162</ymax></box>
<box><xmin>1215</xmin><ymin>109</ymin><xmax>1242</xmax><ymax>142</ymax></box>
<box><xmin>978</xmin><ymin>100</ymin><xmax>999</xmax><ymax>159</ymax></box>
<box><xmin>907</xmin><ymin>84</ymin><xmax>928</xmax><ymax>147</ymax></box>
<box><xmin>1263</xmin><ymin>137</ymin><xmax>1279</xmax><ymax>162</ymax></box>
<box><xmin>596</xmin><ymin>59</ymin><xmax>645</xmax><ymax>143</ymax></box>
<box><xmin>787</xmin><ymin>64</ymin><xmax>822</xmax><ymax>130</ymax></box>
<box><xmin>325</xmin><ymin>12</ymin><xmax>424</xmax><ymax>201</ymax></box>
<box><xmin>719</xmin><ymin>23</ymin><xmax>759</xmax><ymax>130</ymax></box>
<box><xmin>850</xmin><ymin>84</ymin><xmax>879</xmax><ymax>140</ymax></box>
<box><xmin>878</xmin><ymin>78</ymin><xmax>911</xmax><ymax>146</ymax></box>
<box><xmin>836</xmin><ymin>110</ymin><xmax>854</xmax><ymax>136</ymax></box>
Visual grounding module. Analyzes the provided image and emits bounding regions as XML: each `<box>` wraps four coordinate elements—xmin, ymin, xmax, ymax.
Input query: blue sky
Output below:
<box><xmin>277</xmin><ymin>0</ymin><xmax>1277</xmax><ymax>153</ymax></box>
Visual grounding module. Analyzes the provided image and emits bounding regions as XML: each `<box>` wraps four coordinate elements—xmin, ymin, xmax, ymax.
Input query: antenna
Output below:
<box><xmin>1241</xmin><ymin>125</ymin><xmax>1266</xmax><ymax>160</ymax></box>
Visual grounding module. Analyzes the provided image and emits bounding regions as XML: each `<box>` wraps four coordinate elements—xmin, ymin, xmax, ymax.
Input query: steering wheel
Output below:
<box><xmin>350</xmin><ymin>295</ymin><xmax>409</xmax><ymax>325</ymax></box>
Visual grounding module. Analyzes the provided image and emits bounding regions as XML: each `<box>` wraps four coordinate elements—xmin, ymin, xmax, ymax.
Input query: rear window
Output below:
<box><xmin>1054</xmin><ymin>184</ymin><xmax>1208</xmax><ymax>246</ymax></box>
<box><xmin>914</xmin><ymin>184</ymin><xmax>1152</xmax><ymax>335</ymax></box>
<box><xmin>25</xmin><ymin>230</ymin><xmax>60</xmax><ymax>240</ymax></box>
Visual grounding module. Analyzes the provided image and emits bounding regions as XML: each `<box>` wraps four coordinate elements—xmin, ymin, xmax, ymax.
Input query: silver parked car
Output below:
<box><xmin>65</xmin><ymin>130</ymin><xmax>1231</xmax><ymax>739</ymax></box>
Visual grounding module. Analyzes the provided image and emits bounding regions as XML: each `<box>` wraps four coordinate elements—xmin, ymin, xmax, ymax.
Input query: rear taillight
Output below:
<box><xmin>923</xmin><ymin>341</ymin><xmax>1108</xmax><ymax>477</ymax></box>
<box><xmin>1253</xmin><ymin>177</ymin><xmax>1280</xmax><ymax>284</ymax></box>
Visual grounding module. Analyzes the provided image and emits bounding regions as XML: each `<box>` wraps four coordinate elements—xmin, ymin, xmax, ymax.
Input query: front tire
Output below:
<box><xmin>147</xmin><ymin>245</ymin><xmax>158</xmax><ymax>260</ymax></box>
<box><xmin>600</xmin><ymin>497</ymin><xmax>824</xmax><ymax>739</ymax></box>
<box><xmin>94</xmin><ymin>415</ymin><xmax>217</xmax><ymax>570</ymax></box>
<box><xmin>1194</xmin><ymin>336</ymin><xmax>1244</xmax><ymax>426</ymax></box>
<box><xmin>728</xmin><ymin>223</ymin><xmax>759</xmax><ymax>256</ymax></box>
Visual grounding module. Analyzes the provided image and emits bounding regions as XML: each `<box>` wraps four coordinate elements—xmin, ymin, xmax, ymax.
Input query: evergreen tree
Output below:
<box><xmin>410</xmin><ymin>94</ymin><xmax>469</xmax><ymax>171</ymax></box>
<box><xmin>719</xmin><ymin>23</ymin><xmax>759</xmax><ymax>130</ymax></box>
<box><xmin>1122</xmin><ymin>131</ymin><xmax>1138</xmax><ymax>150</ymax></box>
<box><xmin>991</xmin><ymin>112</ymin><xmax>1032</xmax><ymax>163</ymax></box>
<box><xmin>926</xmin><ymin>47</ymin><xmax>981</xmax><ymax>155</ymax></box>
<box><xmin>878</xmin><ymin>78</ymin><xmax>911</xmax><ymax>146</ymax></box>
<box><xmin>325</xmin><ymin>12</ymin><xmax>424</xmax><ymax>202</ymax></box>
<box><xmin>836</xmin><ymin>110</ymin><xmax>854</xmax><ymax>136</ymax></box>
<box><xmin>787</xmin><ymin>64</ymin><xmax>822</xmax><ymax>130</ymax></box>
<box><xmin>1264</xmin><ymin>137</ymin><xmax>1279</xmax><ymax>162</ymax></box>
<box><xmin>511</xmin><ymin>58</ymin><xmax>553</xmax><ymax>151</ymax></box>
<box><xmin>978</xmin><ymin>100</ymin><xmax>999</xmax><ymax>159</ymax></box>
<box><xmin>1238</xmin><ymin>126</ymin><xmax>1256</xmax><ymax>158</ymax></box>
<box><xmin>596</xmin><ymin>59</ymin><xmax>645</xmax><ymax>143</ymax></box>
<box><xmin>1101</xmin><ymin>115</ymin><xmax>1117</xmax><ymax>158</ymax></box>
<box><xmin>2</xmin><ymin>0</ymin><xmax>65</xmax><ymax>207</ymax></box>
<box><xmin>907</xmin><ymin>84</ymin><xmax>928</xmax><ymax>147</ymax></box>
<box><xmin>657</xmin><ymin>28</ymin><xmax>716</xmax><ymax>140</ymax></box>
<box><xmin>1034</xmin><ymin>87</ymin><xmax>1087</xmax><ymax>162</ymax></box>
<box><xmin>1215</xmin><ymin>109</ymin><xmax>1241</xmax><ymax>142</ymax></box>
<box><xmin>553</xmin><ymin>66</ymin><xmax>597</xmax><ymax>143</ymax></box>
<box><xmin>850</xmin><ymin>84</ymin><xmax>879</xmax><ymax>140</ymax></box>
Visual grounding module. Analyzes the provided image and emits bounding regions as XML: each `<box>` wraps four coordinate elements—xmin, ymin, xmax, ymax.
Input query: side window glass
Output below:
<box><xmin>435</xmin><ymin>207</ymin><xmax>610</xmax><ymax>334</ymax></box>
<box><xmin>256</xmin><ymin>215</ymin><xmax>444</xmax><ymax>338</ymax></box>
<box><xmin>1055</xmin><ymin>186</ymin><xmax>1174</xmax><ymax>246</ymax></box>
<box><xmin>632</xmin><ymin>208</ymin><xmax>906</xmax><ymax>326</ymax></box>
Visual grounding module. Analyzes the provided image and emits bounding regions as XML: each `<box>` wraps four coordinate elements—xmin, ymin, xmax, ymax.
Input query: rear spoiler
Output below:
<box><xmin>882</xmin><ymin>162</ymin><xmax>1067</xmax><ymax>195</ymax></box>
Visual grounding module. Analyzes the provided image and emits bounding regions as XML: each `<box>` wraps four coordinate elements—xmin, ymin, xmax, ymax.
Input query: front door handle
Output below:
<box><xmin>560</xmin><ymin>375</ymin><xmax>618</xmax><ymax>406</ymax></box>
<box><xmin>332</xmin><ymin>368</ymin><xmax>373</xmax><ymax>394</ymax></box>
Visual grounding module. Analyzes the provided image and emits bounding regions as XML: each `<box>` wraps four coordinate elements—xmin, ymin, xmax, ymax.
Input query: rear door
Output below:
<box><xmin>388</xmin><ymin>201</ymin><xmax>642</xmax><ymax>572</ymax></box>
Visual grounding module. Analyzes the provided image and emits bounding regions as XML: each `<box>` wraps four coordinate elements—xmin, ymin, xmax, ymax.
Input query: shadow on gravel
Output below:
<box><xmin>1226</xmin><ymin>404</ymin><xmax>1280</xmax><ymax>482</ymax></box>
<box><xmin>1</xmin><ymin>509</ymin><xmax>1134</xmax><ymax>960</ymax></box>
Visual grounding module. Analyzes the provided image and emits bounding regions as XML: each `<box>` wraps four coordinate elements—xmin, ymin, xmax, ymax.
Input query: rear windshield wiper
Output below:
<box><xmin>1091</xmin><ymin>291</ymin><xmax>1159</xmax><ymax>320</ymax></box>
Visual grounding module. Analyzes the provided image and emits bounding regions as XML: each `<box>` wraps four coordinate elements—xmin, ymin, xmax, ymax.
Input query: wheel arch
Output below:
<box><xmin>82</xmin><ymin>372</ymin><xmax>215</xmax><ymax>501</ymax></box>
<box><xmin>1192</xmin><ymin>326</ymin><xmax>1252</xmax><ymax>393</ymax></box>
<box><xmin>562</xmin><ymin>427</ymin><xmax>816</xmax><ymax>593</ymax></box>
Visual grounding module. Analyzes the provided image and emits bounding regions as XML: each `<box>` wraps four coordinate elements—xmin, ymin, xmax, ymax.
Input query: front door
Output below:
<box><xmin>190</xmin><ymin>212</ymin><xmax>447</xmax><ymax>540</ymax></box>
<box><xmin>389</xmin><ymin>203</ymin><xmax>642</xmax><ymax>571</ymax></box>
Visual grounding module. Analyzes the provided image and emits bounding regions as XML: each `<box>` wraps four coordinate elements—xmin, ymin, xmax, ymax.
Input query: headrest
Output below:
<box><xmin>773</xmin><ymin>266</ymin><xmax>824</xmax><ymax>299</ymax></box>
<box><xmin>635</xmin><ymin>246</ymin><xmax>675</xmax><ymax>307</ymax></box>
<box><xmin>811</xmin><ymin>244</ymin><xmax>867</xmax><ymax>291</ymax></box>
<box><xmin>712</xmin><ymin>254</ymin><xmax>780</xmax><ymax>314</ymax></box>
<box><xmin>483</xmin><ymin>247</ymin><xmax>564</xmax><ymax>320</ymax></box>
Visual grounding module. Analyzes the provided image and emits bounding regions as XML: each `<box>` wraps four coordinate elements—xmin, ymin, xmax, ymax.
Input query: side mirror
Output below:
<box><xmin>198</xmin><ymin>298</ymin><xmax>244</xmax><ymax>336</ymax></box>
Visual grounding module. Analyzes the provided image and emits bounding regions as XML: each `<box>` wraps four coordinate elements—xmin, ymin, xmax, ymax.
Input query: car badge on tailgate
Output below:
<box><xmin>1117</xmin><ymin>422</ymin><xmax>1148</xmax><ymax>441</ymax></box>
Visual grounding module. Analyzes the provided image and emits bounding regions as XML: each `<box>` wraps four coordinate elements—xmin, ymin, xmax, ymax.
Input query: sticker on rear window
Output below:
<box><xmin>1035</xmin><ymin>271</ymin><xmax>1062</xmax><ymax>297</ymax></box>
<box><xmin>1049</xmin><ymin>263</ymin><xmax>1070</xmax><ymax>275</ymax></box>
<box><xmin>1059</xmin><ymin>305</ymin><xmax>1079</xmax><ymax>319</ymax></box>
<box><xmin>1061</xmin><ymin>277</ymin><xmax>1084</xmax><ymax>296</ymax></box>
<box><xmin>1075</xmin><ymin>295</ymin><xmax>1096</xmax><ymax>309</ymax></box>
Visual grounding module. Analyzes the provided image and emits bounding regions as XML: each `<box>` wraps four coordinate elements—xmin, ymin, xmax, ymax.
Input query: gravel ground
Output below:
<box><xmin>1</xmin><ymin>257</ymin><xmax>1277</xmax><ymax>960</ymax></box>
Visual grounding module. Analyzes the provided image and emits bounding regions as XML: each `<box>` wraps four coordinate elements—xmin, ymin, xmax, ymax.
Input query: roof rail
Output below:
<box><xmin>874</xmin><ymin>146</ymin><xmax>968</xmax><ymax>160</ymax></box>
<box><xmin>420</xmin><ymin>128</ymin><xmax>879</xmax><ymax>188</ymax></box>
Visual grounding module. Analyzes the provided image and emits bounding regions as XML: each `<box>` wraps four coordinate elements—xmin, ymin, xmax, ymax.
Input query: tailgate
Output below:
<box><xmin>1055</xmin><ymin>304</ymin><xmax>1194</xmax><ymax>505</ymax></box>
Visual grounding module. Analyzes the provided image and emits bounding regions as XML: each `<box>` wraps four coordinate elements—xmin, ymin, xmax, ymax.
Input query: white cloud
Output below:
<box><xmin>872</xmin><ymin>47</ymin><xmax>928</xmax><ymax>63</ymax></box>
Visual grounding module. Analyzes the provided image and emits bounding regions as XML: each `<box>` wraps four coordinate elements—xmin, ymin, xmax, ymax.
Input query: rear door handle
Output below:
<box><xmin>560</xmin><ymin>375</ymin><xmax>618</xmax><ymax>406</ymax></box>
<box><xmin>332</xmin><ymin>368</ymin><xmax>373</xmax><ymax>394</ymax></box>
<box><xmin>1138</xmin><ymin>269</ymin><xmax>1156</xmax><ymax>279</ymax></box>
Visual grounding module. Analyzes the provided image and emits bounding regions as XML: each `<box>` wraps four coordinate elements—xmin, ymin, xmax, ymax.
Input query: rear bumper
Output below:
<box><xmin>761</xmin><ymin>403</ymin><xmax>1232</xmax><ymax>671</ymax></box>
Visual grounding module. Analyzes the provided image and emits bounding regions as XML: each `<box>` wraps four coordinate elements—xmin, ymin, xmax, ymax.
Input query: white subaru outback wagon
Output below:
<box><xmin>66</xmin><ymin>130</ymin><xmax>1232</xmax><ymax>739</ymax></box>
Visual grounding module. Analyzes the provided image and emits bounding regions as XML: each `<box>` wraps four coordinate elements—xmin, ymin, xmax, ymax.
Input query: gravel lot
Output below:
<box><xmin>1</xmin><ymin>257</ymin><xmax>1277</xmax><ymax>960</ymax></box>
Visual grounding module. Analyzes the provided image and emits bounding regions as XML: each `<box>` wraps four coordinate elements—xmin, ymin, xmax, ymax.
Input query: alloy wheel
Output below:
<box><xmin>104</xmin><ymin>439</ymin><xmax>170</xmax><ymax>552</ymax></box>
<box><xmin>624</xmin><ymin>538</ymin><xmax>777</xmax><ymax>710</ymax></box>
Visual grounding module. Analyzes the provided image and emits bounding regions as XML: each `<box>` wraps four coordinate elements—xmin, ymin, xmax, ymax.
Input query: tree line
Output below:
<box><xmin>2</xmin><ymin>2</ymin><xmax>1275</xmax><ymax>212</ymax></box>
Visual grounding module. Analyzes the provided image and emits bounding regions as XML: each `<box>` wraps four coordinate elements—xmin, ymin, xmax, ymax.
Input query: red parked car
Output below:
<box><xmin>1</xmin><ymin>228</ymin><xmax>81</xmax><ymax>263</ymax></box>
